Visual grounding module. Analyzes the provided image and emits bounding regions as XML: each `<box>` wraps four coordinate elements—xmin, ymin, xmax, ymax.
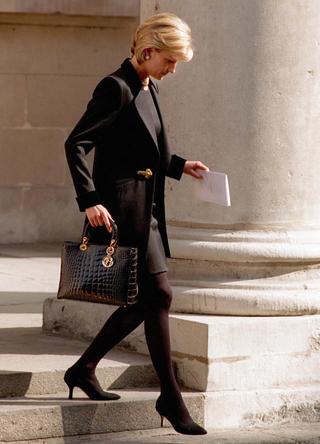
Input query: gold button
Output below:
<box><xmin>137</xmin><ymin>168</ymin><xmax>153</xmax><ymax>179</ymax></box>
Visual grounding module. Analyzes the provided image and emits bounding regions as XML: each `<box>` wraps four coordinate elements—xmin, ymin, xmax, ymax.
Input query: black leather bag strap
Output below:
<box><xmin>81</xmin><ymin>220</ymin><xmax>118</xmax><ymax>248</ymax></box>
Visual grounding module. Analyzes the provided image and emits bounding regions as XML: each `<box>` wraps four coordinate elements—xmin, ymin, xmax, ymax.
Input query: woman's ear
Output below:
<box><xmin>144</xmin><ymin>48</ymin><xmax>152</xmax><ymax>60</ymax></box>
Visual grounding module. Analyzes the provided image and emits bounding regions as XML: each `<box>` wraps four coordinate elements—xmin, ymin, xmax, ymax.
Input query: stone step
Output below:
<box><xmin>2</xmin><ymin>386</ymin><xmax>320</xmax><ymax>442</ymax></box>
<box><xmin>43</xmin><ymin>298</ymin><xmax>320</xmax><ymax>392</ymax></box>
<box><xmin>0</xmin><ymin>325</ymin><xmax>158</xmax><ymax>398</ymax></box>
<box><xmin>0</xmin><ymin>390</ymin><xmax>204</xmax><ymax>442</ymax></box>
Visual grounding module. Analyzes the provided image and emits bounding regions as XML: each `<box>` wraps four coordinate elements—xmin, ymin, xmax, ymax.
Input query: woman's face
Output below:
<box><xmin>145</xmin><ymin>49</ymin><xmax>178</xmax><ymax>80</ymax></box>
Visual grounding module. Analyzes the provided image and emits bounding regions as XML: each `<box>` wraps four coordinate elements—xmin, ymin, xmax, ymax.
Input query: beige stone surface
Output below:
<box><xmin>21</xmin><ymin>185</ymin><xmax>84</xmax><ymax>243</ymax></box>
<box><xmin>0</xmin><ymin>74</ymin><xmax>25</xmax><ymax>127</ymax></box>
<box><xmin>0</xmin><ymin>0</ymin><xmax>140</xmax><ymax>17</ymax></box>
<box><xmin>7</xmin><ymin>423</ymin><xmax>320</xmax><ymax>444</ymax></box>
<box><xmin>170</xmin><ymin>313</ymin><xmax>320</xmax><ymax>392</ymax></box>
<box><xmin>0</xmin><ymin>185</ymin><xmax>84</xmax><ymax>244</ymax></box>
<box><xmin>0</xmin><ymin>23</ymin><xmax>133</xmax><ymax>76</ymax></box>
<box><xmin>0</xmin><ymin>128</ymin><xmax>65</xmax><ymax>185</ymax></box>
<box><xmin>0</xmin><ymin>10</ymin><xmax>138</xmax><ymax>243</ymax></box>
<box><xmin>142</xmin><ymin>0</ymin><xmax>320</xmax><ymax>229</ymax></box>
<box><xmin>26</xmin><ymin>75</ymin><xmax>102</xmax><ymax>128</ymax></box>
<box><xmin>0</xmin><ymin>13</ymin><xmax>139</xmax><ymax>29</ymax></box>
<box><xmin>0</xmin><ymin>186</ymin><xmax>22</xmax><ymax>242</ymax></box>
<box><xmin>203</xmin><ymin>387</ymin><xmax>320</xmax><ymax>430</ymax></box>
<box><xmin>0</xmin><ymin>391</ymin><xmax>204</xmax><ymax>442</ymax></box>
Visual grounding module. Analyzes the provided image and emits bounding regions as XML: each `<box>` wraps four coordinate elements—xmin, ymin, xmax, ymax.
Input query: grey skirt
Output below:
<box><xmin>146</xmin><ymin>216</ymin><xmax>168</xmax><ymax>275</ymax></box>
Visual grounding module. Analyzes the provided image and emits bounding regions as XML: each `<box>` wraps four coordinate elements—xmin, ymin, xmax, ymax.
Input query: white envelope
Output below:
<box><xmin>193</xmin><ymin>170</ymin><xmax>231</xmax><ymax>207</ymax></box>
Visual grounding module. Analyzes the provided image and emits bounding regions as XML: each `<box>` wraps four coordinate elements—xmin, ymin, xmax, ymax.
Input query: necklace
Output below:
<box><xmin>142</xmin><ymin>78</ymin><xmax>150</xmax><ymax>91</ymax></box>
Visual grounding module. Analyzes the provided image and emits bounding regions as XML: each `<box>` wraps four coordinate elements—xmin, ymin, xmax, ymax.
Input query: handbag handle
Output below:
<box><xmin>80</xmin><ymin>220</ymin><xmax>118</xmax><ymax>251</ymax></box>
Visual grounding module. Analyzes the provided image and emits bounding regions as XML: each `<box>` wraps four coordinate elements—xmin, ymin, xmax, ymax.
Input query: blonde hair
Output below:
<box><xmin>131</xmin><ymin>13</ymin><xmax>194</xmax><ymax>63</ymax></box>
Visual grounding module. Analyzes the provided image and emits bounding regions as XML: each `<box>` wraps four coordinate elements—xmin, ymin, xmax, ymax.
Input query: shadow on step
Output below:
<box><xmin>0</xmin><ymin>370</ymin><xmax>32</xmax><ymax>398</ymax></box>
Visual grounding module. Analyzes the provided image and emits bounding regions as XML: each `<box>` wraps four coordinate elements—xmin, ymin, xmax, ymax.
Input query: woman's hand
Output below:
<box><xmin>183</xmin><ymin>161</ymin><xmax>209</xmax><ymax>179</ymax></box>
<box><xmin>85</xmin><ymin>205</ymin><xmax>114</xmax><ymax>232</ymax></box>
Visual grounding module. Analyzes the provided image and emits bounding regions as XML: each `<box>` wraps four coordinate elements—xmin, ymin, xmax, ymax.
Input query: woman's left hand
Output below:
<box><xmin>183</xmin><ymin>161</ymin><xmax>209</xmax><ymax>179</ymax></box>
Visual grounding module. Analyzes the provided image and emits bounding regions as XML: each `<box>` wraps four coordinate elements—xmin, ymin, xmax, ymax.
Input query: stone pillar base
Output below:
<box><xmin>167</xmin><ymin>226</ymin><xmax>320</xmax><ymax>316</ymax></box>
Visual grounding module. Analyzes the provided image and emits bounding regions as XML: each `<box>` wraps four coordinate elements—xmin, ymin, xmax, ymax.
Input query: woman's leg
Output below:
<box><xmin>143</xmin><ymin>272</ymin><xmax>192</xmax><ymax>424</ymax></box>
<box><xmin>75</xmin><ymin>303</ymin><xmax>144</xmax><ymax>370</ymax></box>
<box><xmin>65</xmin><ymin>303</ymin><xmax>144</xmax><ymax>399</ymax></box>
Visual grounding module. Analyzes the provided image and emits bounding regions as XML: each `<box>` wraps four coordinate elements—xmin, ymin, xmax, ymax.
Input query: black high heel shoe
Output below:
<box><xmin>156</xmin><ymin>396</ymin><xmax>207</xmax><ymax>435</ymax></box>
<box><xmin>64</xmin><ymin>365</ymin><xmax>120</xmax><ymax>401</ymax></box>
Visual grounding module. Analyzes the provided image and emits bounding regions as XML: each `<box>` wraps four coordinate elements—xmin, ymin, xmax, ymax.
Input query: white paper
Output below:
<box><xmin>193</xmin><ymin>170</ymin><xmax>231</xmax><ymax>206</ymax></box>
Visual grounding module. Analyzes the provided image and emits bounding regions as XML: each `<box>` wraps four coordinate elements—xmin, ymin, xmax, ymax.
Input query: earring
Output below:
<box><xmin>145</xmin><ymin>55</ymin><xmax>150</xmax><ymax>60</ymax></box>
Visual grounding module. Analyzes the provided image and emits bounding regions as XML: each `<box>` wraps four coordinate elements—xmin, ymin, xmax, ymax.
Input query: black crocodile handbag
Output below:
<box><xmin>57</xmin><ymin>221</ymin><xmax>138</xmax><ymax>306</ymax></box>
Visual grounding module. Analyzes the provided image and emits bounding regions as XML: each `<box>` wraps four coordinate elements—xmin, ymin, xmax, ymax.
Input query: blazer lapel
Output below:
<box><xmin>150</xmin><ymin>83</ymin><xmax>170</xmax><ymax>153</ymax></box>
<box><xmin>118</xmin><ymin>59</ymin><xmax>170</xmax><ymax>158</ymax></box>
<box><xmin>134</xmin><ymin>91</ymin><xmax>159</xmax><ymax>151</ymax></box>
<box><xmin>119</xmin><ymin>59</ymin><xmax>160</xmax><ymax>153</ymax></box>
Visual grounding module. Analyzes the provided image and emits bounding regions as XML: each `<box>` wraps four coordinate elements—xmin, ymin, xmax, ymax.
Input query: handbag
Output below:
<box><xmin>57</xmin><ymin>220</ymin><xmax>138</xmax><ymax>306</ymax></box>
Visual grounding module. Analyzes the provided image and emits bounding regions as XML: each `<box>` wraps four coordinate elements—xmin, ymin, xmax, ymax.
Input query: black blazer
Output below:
<box><xmin>65</xmin><ymin>59</ymin><xmax>186</xmax><ymax>261</ymax></box>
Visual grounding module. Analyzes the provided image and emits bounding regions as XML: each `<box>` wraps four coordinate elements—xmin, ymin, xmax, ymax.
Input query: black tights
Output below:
<box><xmin>74</xmin><ymin>272</ymin><xmax>191</xmax><ymax>423</ymax></box>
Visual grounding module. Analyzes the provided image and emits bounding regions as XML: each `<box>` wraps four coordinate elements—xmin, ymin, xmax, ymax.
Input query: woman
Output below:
<box><xmin>64</xmin><ymin>13</ymin><xmax>208</xmax><ymax>435</ymax></box>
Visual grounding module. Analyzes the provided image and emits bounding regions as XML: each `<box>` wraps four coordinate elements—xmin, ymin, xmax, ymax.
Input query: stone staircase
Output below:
<box><xmin>2</xmin><ymin>239</ymin><xmax>320</xmax><ymax>442</ymax></box>
<box><xmin>0</xmin><ymin>243</ymin><xmax>204</xmax><ymax>442</ymax></box>
<box><xmin>0</xmin><ymin>323</ymin><xmax>204</xmax><ymax>442</ymax></box>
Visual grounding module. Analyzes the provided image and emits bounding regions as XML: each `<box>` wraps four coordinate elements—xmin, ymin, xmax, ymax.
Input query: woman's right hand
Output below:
<box><xmin>85</xmin><ymin>205</ymin><xmax>114</xmax><ymax>232</ymax></box>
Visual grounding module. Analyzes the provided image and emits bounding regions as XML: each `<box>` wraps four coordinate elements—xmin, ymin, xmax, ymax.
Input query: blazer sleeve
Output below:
<box><xmin>166</xmin><ymin>154</ymin><xmax>186</xmax><ymax>180</ymax></box>
<box><xmin>65</xmin><ymin>77</ymin><xmax>123</xmax><ymax>211</ymax></box>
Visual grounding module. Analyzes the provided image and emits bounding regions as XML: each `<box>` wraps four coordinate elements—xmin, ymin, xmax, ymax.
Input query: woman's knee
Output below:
<box><xmin>150</xmin><ymin>273</ymin><xmax>173</xmax><ymax>311</ymax></box>
<box><xmin>157</xmin><ymin>284</ymin><xmax>173</xmax><ymax>310</ymax></box>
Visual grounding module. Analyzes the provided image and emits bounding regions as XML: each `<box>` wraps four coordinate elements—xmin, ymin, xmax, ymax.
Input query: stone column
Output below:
<box><xmin>142</xmin><ymin>0</ymin><xmax>320</xmax><ymax>229</ymax></box>
<box><xmin>139</xmin><ymin>1</ymin><xmax>320</xmax><ymax>313</ymax></box>
<box><xmin>140</xmin><ymin>0</ymin><xmax>320</xmax><ymax>428</ymax></box>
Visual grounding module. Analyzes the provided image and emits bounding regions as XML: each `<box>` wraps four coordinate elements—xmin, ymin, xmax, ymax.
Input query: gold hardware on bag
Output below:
<box><xmin>102</xmin><ymin>256</ymin><xmax>114</xmax><ymax>268</ymax></box>
<box><xmin>102</xmin><ymin>239</ymin><xmax>117</xmax><ymax>268</ymax></box>
<box><xmin>80</xmin><ymin>237</ymin><xmax>89</xmax><ymax>251</ymax></box>
<box><xmin>137</xmin><ymin>168</ymin><xmax>153</xmax><ymax>179</ymax></box>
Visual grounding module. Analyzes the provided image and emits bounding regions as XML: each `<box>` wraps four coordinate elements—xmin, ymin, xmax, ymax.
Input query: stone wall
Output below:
<box><xmin>0</xmin><ymin>3</ymin><xmax>139</xmax><ymax>243</ymax></box>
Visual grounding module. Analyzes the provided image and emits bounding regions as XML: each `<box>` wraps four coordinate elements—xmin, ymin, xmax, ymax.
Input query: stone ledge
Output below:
<box><xmin>168</xmin><ymin>226</ymin><xmax>320</xmax><ymax>263</ymax></box>
<box><xmin>0</xmin><ymin>0</ymin><xmax>140</xmax><ymax>17</ymax></box>
<box><xmin>170</xmin><ymin>285</ymin><xmax>320</xmax><ymax>316</ymax></box>
<box><xmin>0</xmin><ymin>13</ymin><xmax>138</xmax><ymax>29</ymax></box>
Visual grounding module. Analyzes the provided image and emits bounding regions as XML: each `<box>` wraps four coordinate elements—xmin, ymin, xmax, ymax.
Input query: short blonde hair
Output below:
<box><xmin>131</xmin><ymin>13</ymin><xmax>194</xmax><ymax>63</ymax></box>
